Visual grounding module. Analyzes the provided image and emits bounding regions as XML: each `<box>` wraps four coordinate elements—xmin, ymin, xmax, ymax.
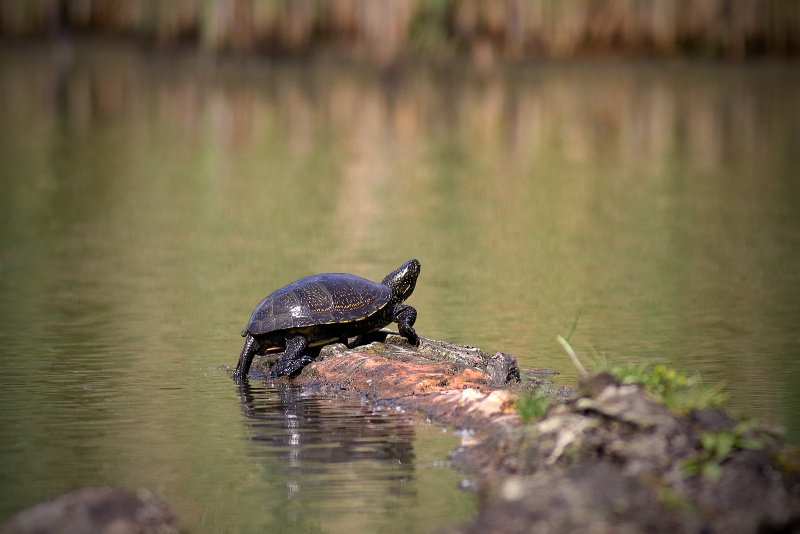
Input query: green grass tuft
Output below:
<box><xmin>599</xmin><ymin>362</ymin><xmax>728</xmax><ymax>414</ymax></box>
<box><xmin>557</xmin><ymin>337</ymin><xmax>729</xmax><ymax>415</ymax></box>
<box><xmin>682</xmin><ymin>421</ymin><xmax>770</xmax><ymax>481</ymax></box>
<box><xmin>515</xmin><ymin>390</ymin><xmax>552</xmax><ymax>423</ymax></box>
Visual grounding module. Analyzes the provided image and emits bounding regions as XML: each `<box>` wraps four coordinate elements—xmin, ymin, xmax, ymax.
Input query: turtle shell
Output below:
<box><xmin>246</xmin><ymin>273</ymin><xmax>392</xmax><ymax>336</ymax></box>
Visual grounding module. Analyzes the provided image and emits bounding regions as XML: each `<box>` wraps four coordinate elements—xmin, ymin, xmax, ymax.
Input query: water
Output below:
<box><xmin>233</xmin><ymin>383</ymin><xmax>471</xmax><ymax>533</ymax></box>
<box><xmin>1</xmin><ymin>42</ymin><xmax>799</xmax><ymax>531</ymax></box>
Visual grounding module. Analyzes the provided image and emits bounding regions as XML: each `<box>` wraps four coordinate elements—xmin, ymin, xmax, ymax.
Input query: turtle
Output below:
<box><xmin>233</xmin><ymin>259</ymin><xmax>421</xmax><ymax>380</ymax></box>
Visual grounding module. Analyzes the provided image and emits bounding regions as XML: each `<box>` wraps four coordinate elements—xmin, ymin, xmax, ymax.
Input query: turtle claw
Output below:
<box><xmin>269</xmin><ymin>355</ymin><xmax>315</xmax><ymax>378</ymax></box>
<box><xmin>396</xmin><ymin>327</ymin><xmax>419</xmax><ymax>347</ymax></box>
<box><xmin>392</xmin><ymin>303</ymin><xmax>418</xmax><ymax>347</ymax></box>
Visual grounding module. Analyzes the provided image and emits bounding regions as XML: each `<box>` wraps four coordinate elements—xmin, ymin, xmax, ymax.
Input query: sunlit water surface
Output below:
<box><xmin>1</xmin><ymin>42</ymin><xmax>799</xmax><ymax>531</ymax></box>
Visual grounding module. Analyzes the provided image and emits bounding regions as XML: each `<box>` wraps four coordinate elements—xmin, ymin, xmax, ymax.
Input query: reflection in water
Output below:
<box><xmin>235</xmin><ymin>382</ymin><xmax>457</xmax><ymax>532</ymax></box>
<box><xmin>238</xmin><ymin>382</ymin><xmax>416</xmax><ymax>496</ymax></box>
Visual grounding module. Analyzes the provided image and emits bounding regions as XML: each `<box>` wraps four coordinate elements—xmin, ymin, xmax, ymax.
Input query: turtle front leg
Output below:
<box><xmin>234</xmin><ymin>334</ymin><xmax>259</xmax><ymax>382</ymax></box>
<box><xmin>393</xmin><ymin>304</ymin><xmax>419</xmax><ymax>346</ymax></box>
<box><xmin>270</xmin><ymin>335</ymin><xmax>313</xmax><ymax>378</ymax></box>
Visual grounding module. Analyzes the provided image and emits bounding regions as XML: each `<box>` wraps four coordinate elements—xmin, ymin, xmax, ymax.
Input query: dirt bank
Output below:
<box><xmin>253</xmin><ymin>333</ymin><xmax>800</xmax><ymax>534</ymax></box>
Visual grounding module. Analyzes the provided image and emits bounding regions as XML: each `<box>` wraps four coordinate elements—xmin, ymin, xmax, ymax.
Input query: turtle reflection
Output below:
<box><xmin>237</xmin><ymin>382</ymin><xmax>418</xmax><ymax>501</ymax></box>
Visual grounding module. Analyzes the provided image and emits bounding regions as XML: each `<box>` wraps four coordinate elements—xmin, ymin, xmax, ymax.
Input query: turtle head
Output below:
<box><xmin>383</xmin><ymin>259</ymin><xmax>420</xmax><ymax>303</ymax></box>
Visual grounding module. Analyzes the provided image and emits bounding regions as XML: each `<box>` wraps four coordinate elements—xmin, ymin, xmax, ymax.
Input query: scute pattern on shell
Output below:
<box><xmin>246</xmin><ymin>273</ymin><xmax>392</xmax><ymax>335</ymax></box>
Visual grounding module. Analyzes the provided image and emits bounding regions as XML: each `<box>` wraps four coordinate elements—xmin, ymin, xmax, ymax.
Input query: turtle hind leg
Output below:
<box><xmin>270</xmin><ymin>335</ymin><xmax>313</xmax><ymax>378</ymax></box>
<box><xmin>234</xmin><ymin>335</ymin><xmax>259</xmax><ymax>382</ymax></box>
<box><xmin>393</xmin><ymin>304</ymin><xmax>419</xmax><ymax>346</ymax></box>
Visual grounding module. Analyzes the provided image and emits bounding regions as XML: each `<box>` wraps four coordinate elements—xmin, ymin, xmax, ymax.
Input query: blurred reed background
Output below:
<box><xmin>1</xmin><ymin>0</ymin><xmax>798</xmax><ymax>64</ymax></box>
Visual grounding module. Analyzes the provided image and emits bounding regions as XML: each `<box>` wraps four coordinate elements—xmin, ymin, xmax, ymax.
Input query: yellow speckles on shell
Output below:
<box><xmin>247</xmin><ymin>273</ymin><xmax>392</xmax><ymax>333</ymax></box>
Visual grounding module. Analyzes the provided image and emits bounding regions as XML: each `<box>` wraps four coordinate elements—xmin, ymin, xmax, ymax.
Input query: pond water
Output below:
<box><xmin>1</xmin><ymin>42</ymin><xmax>799</xmax><ymax>531</ymax></box>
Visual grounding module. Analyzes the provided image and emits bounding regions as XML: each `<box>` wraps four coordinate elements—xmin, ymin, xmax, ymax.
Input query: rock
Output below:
<box><xmin>486</xmin><ymin>352</ymin><xmax>521</xmax><ymax>386</ymax></box>
<box><xmin>454</xmin><ymin>462</ymin><xmax>692</xmax><ymax>534</ymax></box>
<box><xmin>0</xmin><ymin>487</ymin><xmax>182</xmax><ymax>534</ymax></box>
<box><xmin>455</xmin><ymin>373</ymin><xmax>800</xmax><ymax>534</ymax></box>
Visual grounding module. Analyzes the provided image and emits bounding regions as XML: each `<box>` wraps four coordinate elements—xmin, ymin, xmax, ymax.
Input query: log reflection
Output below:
<box><xmin>237</xmin><ymin>381</ymin><xmax>418</xmax><ymax>501</ymax></box>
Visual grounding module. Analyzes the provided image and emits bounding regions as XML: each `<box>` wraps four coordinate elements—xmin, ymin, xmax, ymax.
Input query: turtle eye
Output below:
<box><xmin>383</xmin><ymin>259</ymin><xmax>420</xmax><ymax>302</ymax></box>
